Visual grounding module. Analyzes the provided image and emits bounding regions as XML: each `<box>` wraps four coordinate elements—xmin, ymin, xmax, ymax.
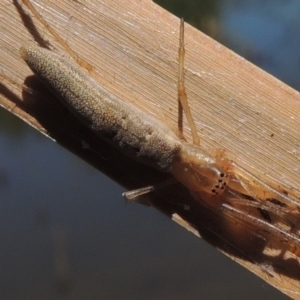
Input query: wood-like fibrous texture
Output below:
<box><xmin>1</xmin><ymin>0</ymin><xmax>300</xmax><ymax>298</ymax></box>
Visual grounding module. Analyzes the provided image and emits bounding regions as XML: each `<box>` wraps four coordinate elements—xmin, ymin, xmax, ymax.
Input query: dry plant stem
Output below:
<box><xmin>1</xmin><ymin>0</ymin><xmax>300</xmax><ymax>299</ymax></box>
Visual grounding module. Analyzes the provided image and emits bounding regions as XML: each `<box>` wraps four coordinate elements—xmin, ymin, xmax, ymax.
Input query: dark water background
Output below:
<box><xmin>1</xmin><ymin>0</ymin><xmax>299</xmax><ymax>299</ymax></box>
